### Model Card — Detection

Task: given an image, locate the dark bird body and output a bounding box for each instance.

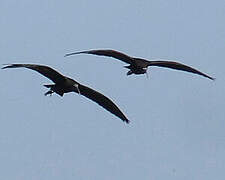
[65,49,214,80]
[2,64,129,123]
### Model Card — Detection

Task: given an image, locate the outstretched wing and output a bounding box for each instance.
[65,49,135,65]
[134,59,214,80]
[2,64,66,83]
[77,83,129,123]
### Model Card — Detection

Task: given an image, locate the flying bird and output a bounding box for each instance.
[65,49,214,80]
[2,64,129,123]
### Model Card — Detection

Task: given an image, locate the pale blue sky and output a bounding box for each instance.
[0,0,224,179]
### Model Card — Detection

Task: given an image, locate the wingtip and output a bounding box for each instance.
[207,75,215,81]
[2,64,11,69]
[125,119,130,124]
[211,77,216,81]
[64,51,84,57]
[64,54,71,57]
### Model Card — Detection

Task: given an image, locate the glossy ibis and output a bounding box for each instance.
[2,64,129,123]
[65,49,214,80]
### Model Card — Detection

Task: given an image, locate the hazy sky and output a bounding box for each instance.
[1,0,224,179]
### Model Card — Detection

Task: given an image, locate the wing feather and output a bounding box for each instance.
[146,60,215,80]
[65,49,134,65]
[78,84,129,123]
[2,64,66,83]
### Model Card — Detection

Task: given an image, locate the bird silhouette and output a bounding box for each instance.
[2,64,129,123]
[65,49,214,80]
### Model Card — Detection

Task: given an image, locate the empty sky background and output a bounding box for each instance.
[0,0,224,179]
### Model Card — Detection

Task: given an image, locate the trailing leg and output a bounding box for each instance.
[44,90,53,96]
[43,84,54,96]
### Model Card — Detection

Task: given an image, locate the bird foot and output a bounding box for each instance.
[44,90,53,96]
[126,70,133,76]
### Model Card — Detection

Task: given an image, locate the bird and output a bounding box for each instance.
[65,49,215,80]
[2,64,129,123]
